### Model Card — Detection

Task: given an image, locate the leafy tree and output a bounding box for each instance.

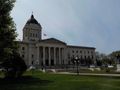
[109,50,120,64]
[95,51,107,61]
[0,0,17,61]
[109,50,120,58]
[0,0,27,78]
[96,51,113,66]
[0,52,27,78]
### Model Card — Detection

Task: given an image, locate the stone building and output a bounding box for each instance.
[18,14,96,68]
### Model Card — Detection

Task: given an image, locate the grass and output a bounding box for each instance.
[0,71,120,90]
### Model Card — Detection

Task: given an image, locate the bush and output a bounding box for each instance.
[0,52,27,78]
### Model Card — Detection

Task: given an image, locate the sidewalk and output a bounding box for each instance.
[56,72,120,77]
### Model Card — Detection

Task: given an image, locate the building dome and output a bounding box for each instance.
[26,14,40,25]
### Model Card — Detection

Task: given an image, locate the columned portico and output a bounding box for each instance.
[36,46,66,68]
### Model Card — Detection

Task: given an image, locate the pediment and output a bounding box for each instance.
[41,38,66,45]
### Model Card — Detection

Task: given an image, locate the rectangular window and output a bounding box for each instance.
[88,51,89,54]
[76,51,78,53]
[30,33,32,37]
[22,55,24,58]
[32,54,34,58]
[22,47,25,50]
[72,50,74,53]
[72,55,74,58]
[91,51,93,54]
[84,51,86,54]
[80,51,82,53]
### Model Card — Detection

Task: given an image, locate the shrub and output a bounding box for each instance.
[0,52,27,78]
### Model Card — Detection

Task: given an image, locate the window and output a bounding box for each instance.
[62,60,64,65]
[77,55,79,57]
[76,51,78,53]
[25,32,27,36]
[92,55,94,59]
[22,55,24,58]
[88,56,90,59]
[72,50,74,53]
[30,33,32,37]
[36,34,37,37]
[91,51,93,54]
[22,47,25,50]
[33,33,34,37]
[72,55,74,58]
[81,56,83,59]
[80,51,82,53]
[88,51,89,54]
[32,54,34,58]
[31,61,34,65]
[84,51,86,54]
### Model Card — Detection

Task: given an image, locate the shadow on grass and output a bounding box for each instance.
[0,76,53,90]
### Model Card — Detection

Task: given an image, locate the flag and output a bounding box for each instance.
[43,33,47,36]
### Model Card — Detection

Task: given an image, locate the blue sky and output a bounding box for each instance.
[11,0,120,54]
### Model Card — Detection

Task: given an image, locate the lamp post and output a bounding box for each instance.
[74,57,80,75]
[115,54,120,71]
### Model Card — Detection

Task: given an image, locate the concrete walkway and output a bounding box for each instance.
[56,72,120,77]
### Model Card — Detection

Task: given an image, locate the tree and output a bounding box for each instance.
[109,50,120,64]
[95,51,107,66]
[0,52,27,78]
[109,50,120,58]
[0,0,17,61]
[0,0,27,78]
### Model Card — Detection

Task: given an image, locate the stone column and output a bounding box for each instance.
[28,44,32,66]
[54,47,56,66]
[43,47,45,66]
[37,46,40,65]
[48,47,51,66]
[59,48,61,65]
[62,48,65,64]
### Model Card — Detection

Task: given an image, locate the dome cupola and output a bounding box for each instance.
[23,14,42,42]
[26,14,40,25]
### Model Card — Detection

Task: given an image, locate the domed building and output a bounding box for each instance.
[18,14,96,69]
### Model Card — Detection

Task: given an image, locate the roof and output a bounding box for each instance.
[40,38,66,45]
[26,14,41,27]
[68,45,95,49]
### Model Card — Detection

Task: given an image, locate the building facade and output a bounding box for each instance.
[18,14,96,68]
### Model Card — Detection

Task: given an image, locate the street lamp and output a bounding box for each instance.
[74,57,80,75]
[116,54,120,71]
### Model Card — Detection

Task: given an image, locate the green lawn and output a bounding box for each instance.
[0,71,120,90]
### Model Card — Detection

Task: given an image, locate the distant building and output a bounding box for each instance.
[18,14,96,68]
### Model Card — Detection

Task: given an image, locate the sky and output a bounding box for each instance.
[11,0,120,54]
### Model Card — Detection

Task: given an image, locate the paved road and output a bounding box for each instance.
[56,72,120,77]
